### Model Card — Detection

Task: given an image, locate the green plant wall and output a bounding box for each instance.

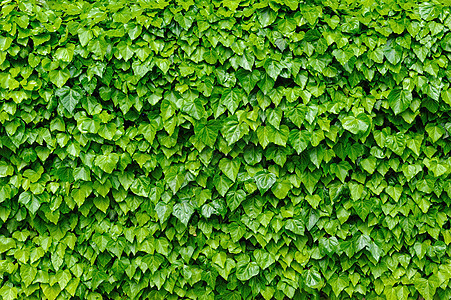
[1,0,451,299]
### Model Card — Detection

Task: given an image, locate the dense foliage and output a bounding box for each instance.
[1,0,451,299]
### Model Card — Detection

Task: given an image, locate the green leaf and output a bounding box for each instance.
[0,161,13,177]
[239,51,255,71]
[330,161,351,183]
[341,114,371,135]
[254,170,277,195]
[329,273,349,296]
[258,8,277,27]
[94,153,120,174]
[20,265,37,287]
[49,69,71,88]
[165,165,185,195]
[305,194,321,209]
[285,218,305,235]
[305,269,323,289]
[203,49,218,64]
[214,174,233,197]
[360,157,377,174]
[117,41,135,61]
[388,88,412,115]
[155,238,171,256]
[173,200,194,226]
[226,189,246,211]
[253,249,275,270]
[236,69,260,94]
[349,182,365,201]
[182,99,206,120]
[414,277,440,300]
[402,164,422,181]
[243,144,262,165]
[93,197,109,213]
[271,179,291,199]
[221,116,249,145]
[219,158,241,182]
[55,87,83,114]
[273,125,290,146]
[288,129,311,154]
[0,37,13,51]
[332,47,354,66]
[425,124,445,143]
[212,252,227,269]
[236,261,260,281]
[56,269,72,290]
[419,2,439,21]
[66,278,80,297]
[54,44,75,62]
[155,201,172,224]
[41,283,61,300]
[221,88,244,114]
[382,41,402,65]
[0,286,18,300]
[303,6,322,26]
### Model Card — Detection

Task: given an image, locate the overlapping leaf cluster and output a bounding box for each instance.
[1,0,451,299]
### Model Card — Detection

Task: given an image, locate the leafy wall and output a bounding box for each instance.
[1,0,451,299]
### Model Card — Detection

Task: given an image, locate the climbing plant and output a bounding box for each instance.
[1,0,451,299]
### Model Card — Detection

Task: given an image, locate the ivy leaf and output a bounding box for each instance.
[173,200,195,226]
[329,273,349,296]
[226,189,246,211]
[194,120,219,148]
[382,41,402,65]
[221,88,244,114]
[221,116,249,145]
[182,98,206,120]
[0,37,13,51]
[419,2,439,21]
[360,157,377,174]
[236,69,260,94]
[41,283,61,300]
[254,170,277,195]
[239,51,255,71]
[414,277,440,300]
[54,44,75,62]
[243,144,262,165]
[155,201,173,224]
[49,69,71,88]
[305,194,321,209]
[236,261,260,281]
[305,268,323,289]
[20,265,37,287]
[330,161,351,183]
[0,161,13,177]
[219,158,241,182]
[94,154,120,174]
[288,129,311,154]
[165,165,186,195]
[55,87,83,114]
[254,249,275,270]
[388,88,412,115]
[0,286,18,300]
[341,114,371,135]
[425,124,445,143]
[271,179,292,199]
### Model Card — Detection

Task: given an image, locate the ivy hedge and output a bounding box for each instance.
[1,0,451,299]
